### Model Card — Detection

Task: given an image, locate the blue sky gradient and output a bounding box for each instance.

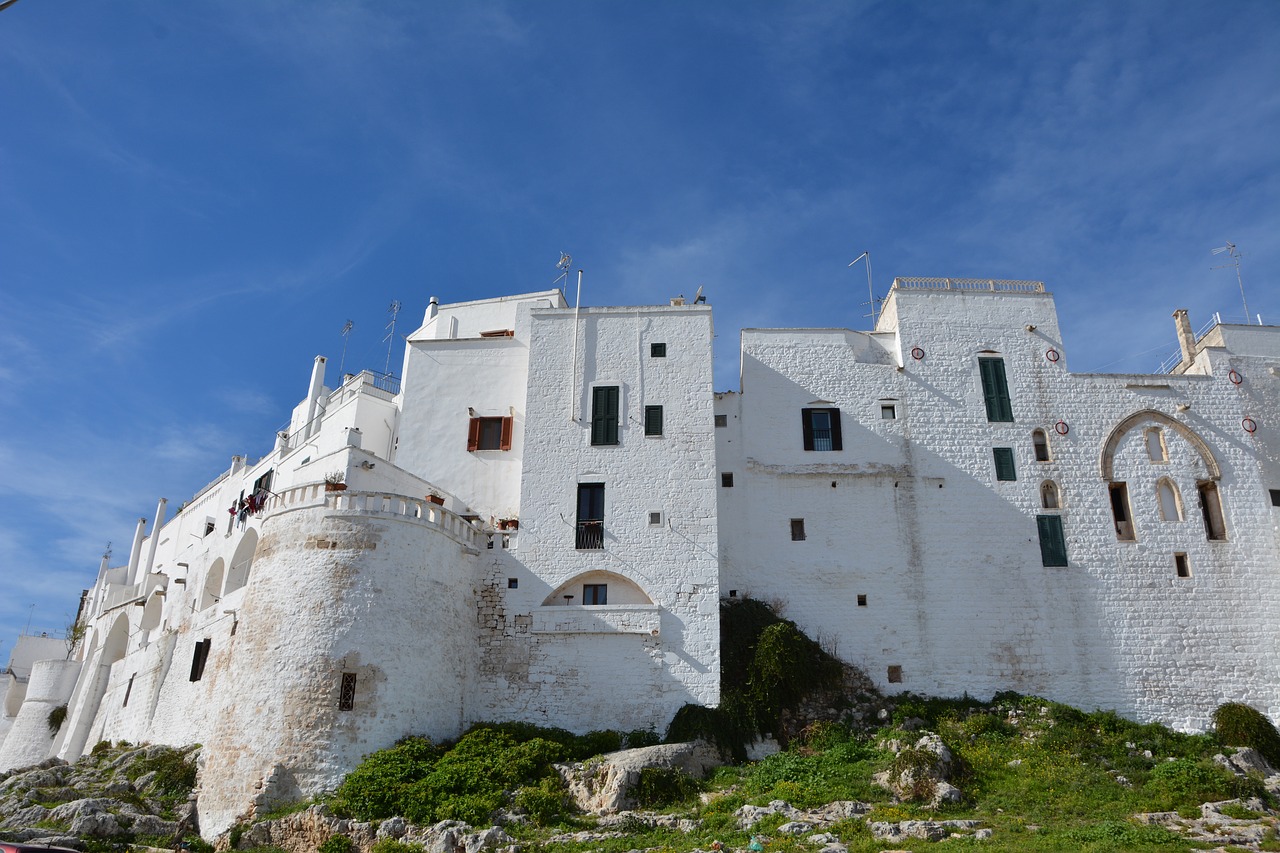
[1,1,1277,649]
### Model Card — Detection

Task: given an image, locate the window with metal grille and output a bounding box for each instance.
[644,405,663,436]
[583,584,608,605]
[979,357,1014,422]
[801,408,842,451]
[576,483,605,549]
[650,342,666,357]
[467,416,513,451]
[339,672,357,711]
[1036,515,1068,566]
[790,518,806,541]
[591,387,620,445]
[857,594,867,606]
[189,638,212,682]
[993,447,1017,481]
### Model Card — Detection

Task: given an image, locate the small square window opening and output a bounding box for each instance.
[1270,489,1280,507]
[1174,553,1191,578]
[714,414,728,428]
[649,511,663,526]
[721,472,734,487]
[790,518,806,541]
[880,404,896,420]
[507,578,518,589]
[887,665,903,684]
[650,342,667,358]
[856,594,867,606]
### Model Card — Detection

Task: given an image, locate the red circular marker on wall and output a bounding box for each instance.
[1045,348,1060,363]
[1242,417,1257,433]
[1054,420,1069,435]
[911,346,925,361]
[1229,370,1243,385]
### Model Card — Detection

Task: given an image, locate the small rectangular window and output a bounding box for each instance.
[339,672,357,711]
[790,518,806,541]
[880,404,896,420]
[591,387,620,446]
[801,408,843,451]
[1037,515,1068,566]
[1110,482,1135,540]
[721,472,734,488]
[1174,553,1191,578]
[1197,481,1227,540]
[468,415,513,451]
[1271,489,1280,507]
[714,414,728,428]
[887,665,903,684]
[1032,430,1050,462]
[650,342,666,358]
[507,578,518,589]
[648,511,663,526]
[203,520,216,537]
[189,638,212,682]
[644,405,663,436]
[978,357,1014,422]
[583,584,608,605]
[993,447,1017,481]
[856,594,867,607]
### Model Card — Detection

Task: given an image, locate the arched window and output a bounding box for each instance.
[1032,429,1050,462]
[1145,427,1167,463]
[1156,478,1183,522]
[1040,480,1061,509]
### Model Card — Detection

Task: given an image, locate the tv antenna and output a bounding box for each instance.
[554,252,573,288]
[1211,242,1254,324]
[383,301,401,376]
[848,251,878,327]
[338,320,354,375]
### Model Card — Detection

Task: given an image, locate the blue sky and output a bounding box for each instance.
[1,1,1277,650]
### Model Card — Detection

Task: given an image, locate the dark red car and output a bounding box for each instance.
[0,844,83,852]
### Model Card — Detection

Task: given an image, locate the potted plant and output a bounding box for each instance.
[324,471,347,492]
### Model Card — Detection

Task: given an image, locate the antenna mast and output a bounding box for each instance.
[1211,242,1253,324]
[848,251,877,328]
[338,320,354,375]
[383,301,401,376]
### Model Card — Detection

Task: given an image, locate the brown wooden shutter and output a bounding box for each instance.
[499,416,513,450]
[467,417,481,451]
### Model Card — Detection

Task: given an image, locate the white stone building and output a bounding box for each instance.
[1,277,1277,836]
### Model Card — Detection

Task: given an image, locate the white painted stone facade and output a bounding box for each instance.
[1,278,1277,837]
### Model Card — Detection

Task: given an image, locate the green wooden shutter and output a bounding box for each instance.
[1037,515,1068,566]
[979,358,1014,422]
[993,447,1017,481]
[644,405,663,436]
[591,386,619,445]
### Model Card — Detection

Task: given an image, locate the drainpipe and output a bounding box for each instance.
[305,356,328,440]
[1173,309,1197,369]
[125,518,147,586]
[143,497,167,576]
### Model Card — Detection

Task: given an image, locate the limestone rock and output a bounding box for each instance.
[556,740,722,814]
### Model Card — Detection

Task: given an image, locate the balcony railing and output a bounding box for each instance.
[575,520,604,550]
[812,427,833,451]
[892,277,1045,293]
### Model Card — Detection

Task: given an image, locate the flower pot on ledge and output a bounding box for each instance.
[325,482,347,492]
[426,495,445,506]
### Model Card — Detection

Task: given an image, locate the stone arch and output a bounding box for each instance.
[1040,480,1061,509]
[139,592,164,632]
[1099,410,1220,481]
[201,559,225,612]
[224,529,258,595]
[100,615,130,666]
[542,571,654,606]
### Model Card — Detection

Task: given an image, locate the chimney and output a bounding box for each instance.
[426,296,439,321]
[126,518,148,586]
[1173,309,1197,368]
[305,355,328,439]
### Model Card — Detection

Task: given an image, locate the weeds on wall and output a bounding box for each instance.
[1212,701,1280,767]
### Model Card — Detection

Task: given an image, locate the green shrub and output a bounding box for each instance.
[1062,821,1182,846]
[623,729,661,749]
[632,767,700,808]
[370,841,422,853]
[46,704,68,735]
[514,776,570,826]
[1212,702,1280,767]
[332,736,441,820]
[91,740,113,756]
[318,835,356,853]
[130,747,199,796]
[1143,758,1239,810]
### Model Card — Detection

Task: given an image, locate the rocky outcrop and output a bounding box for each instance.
[229,806,517,853]
[872,732,962,808]
[555,741,722,814]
